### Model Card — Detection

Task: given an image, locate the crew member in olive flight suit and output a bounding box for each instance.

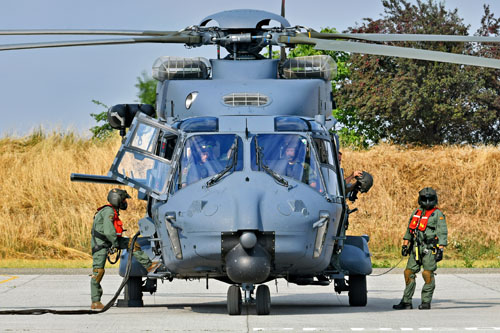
[393,187,448,310]
[90,188,160,310]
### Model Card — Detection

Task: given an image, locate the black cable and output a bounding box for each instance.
[370,257,405,277]
[0,232,139,315]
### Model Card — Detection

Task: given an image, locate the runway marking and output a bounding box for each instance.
[252,329,500,332]
[0,275,18,284]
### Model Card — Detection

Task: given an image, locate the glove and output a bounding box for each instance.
[435,248,444,262]
[401,245,409,256]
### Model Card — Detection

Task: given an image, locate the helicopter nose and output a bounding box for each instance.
[225,242,271,284]
[239,231,257,249]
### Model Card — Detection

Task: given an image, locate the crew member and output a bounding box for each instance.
[183,142,215,186]
[338,151,362,193]
[393,187,448,310]
[90,188,160,310]
[281,138,320,189]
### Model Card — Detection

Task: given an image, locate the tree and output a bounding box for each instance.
[337,0,500,145]
[467,5,500,144]
[135,71,157,106]
[289,29,376,148]
[89,72,157,139]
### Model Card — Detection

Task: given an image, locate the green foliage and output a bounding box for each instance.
[337,0,500,145]
[89,100,113,140]
[135,71,157,106]
[288,28,374,148]
[89,73,157,140]
[451,238,499,268]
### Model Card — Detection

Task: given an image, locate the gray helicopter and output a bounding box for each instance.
[3,8,500,316]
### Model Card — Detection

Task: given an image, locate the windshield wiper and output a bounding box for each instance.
[206,137,238,188]
[255,135,289,188]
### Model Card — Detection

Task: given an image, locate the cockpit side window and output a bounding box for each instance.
[312,138,339,196]
[171,134,243,192]
[251,134,325,193]
[313,138,335,166]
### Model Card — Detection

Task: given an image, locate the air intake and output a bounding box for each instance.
[223,93,269,107]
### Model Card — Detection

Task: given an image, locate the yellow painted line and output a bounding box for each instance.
[0,275,19,284]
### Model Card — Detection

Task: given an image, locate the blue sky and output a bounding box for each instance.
[1,0,500,137]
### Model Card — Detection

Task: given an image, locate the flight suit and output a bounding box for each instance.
[401,207,448,305]
[90,206,152,303]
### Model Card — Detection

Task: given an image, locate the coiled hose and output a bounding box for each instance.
[0,231,140,315]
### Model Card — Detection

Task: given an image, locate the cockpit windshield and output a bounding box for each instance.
[172,134,243,191]
[251,134,325,193]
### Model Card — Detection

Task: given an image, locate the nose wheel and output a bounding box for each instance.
[256,285,271,315]
[227,285,242,315]
[226,284,271,315]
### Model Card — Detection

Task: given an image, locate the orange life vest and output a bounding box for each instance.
[97,205,124,237]
[409,208,437,232]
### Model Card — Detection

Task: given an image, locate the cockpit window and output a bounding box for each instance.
[274,117,310,132]
[251,134,325,193]
[172,134,243,191]
[313,138,335,166]
[173,117,219,132]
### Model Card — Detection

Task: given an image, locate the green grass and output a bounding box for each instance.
[371,258,500,268]
[0,259,120,269]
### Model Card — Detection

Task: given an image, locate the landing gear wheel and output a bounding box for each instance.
[255,285,271,315]
[227,285,242,315]
[117,276,144,307]
[348,274,367,306]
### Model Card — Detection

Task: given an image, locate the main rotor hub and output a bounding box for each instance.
[197,9,291,60]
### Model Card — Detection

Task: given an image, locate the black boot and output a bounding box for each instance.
[393,301,413,310]
[418,303,431,310]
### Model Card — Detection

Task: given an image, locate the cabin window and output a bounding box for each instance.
[251,134,325,193]
[110,115,179,200]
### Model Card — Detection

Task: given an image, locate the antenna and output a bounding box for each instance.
[280,0,286,62]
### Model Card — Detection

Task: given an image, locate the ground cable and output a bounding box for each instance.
[0,232,139,315]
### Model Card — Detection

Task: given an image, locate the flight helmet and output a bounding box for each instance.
[418,187,438,209]
[356,171,373,193]
[107,188,131,210]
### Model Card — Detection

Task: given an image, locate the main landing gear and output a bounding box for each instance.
[226,283,271,315]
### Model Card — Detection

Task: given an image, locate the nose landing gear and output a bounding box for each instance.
[226,283,271,315]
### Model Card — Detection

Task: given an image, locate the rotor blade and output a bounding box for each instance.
[0,29,179,37]
[0,35,201,51]
[283,36,500,69]
[308,31,500,43]
[280,0,286,62]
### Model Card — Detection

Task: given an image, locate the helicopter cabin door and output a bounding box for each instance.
[109,113,180,200]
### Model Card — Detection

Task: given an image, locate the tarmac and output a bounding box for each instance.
[1,268,500,331]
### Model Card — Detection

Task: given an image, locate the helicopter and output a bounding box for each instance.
[2,7,500,316]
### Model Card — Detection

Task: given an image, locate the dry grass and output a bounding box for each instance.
[0,133,499,265]
[342,144,500,262]
[0,132,145,259]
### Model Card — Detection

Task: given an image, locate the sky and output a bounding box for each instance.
[1,0,500,137]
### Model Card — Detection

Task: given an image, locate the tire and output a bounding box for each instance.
[227,285,242,315]
[256,285,271,315]
[348,274,367,306]
[125,276,144,307]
